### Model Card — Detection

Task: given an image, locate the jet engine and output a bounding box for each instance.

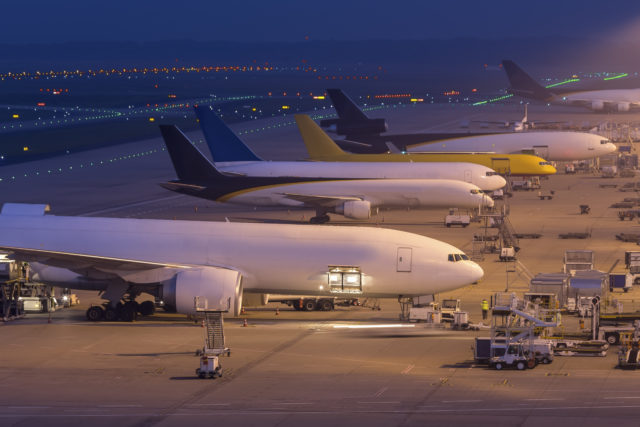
[618,102,630,112]
[335,200,371,219]
[591,100,605,111]
[163,267,243,316]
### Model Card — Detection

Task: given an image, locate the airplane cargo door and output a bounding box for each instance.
[397,247,412,272]
[491,157,511,175]
[464,169,472,183]
[533,145,549,160]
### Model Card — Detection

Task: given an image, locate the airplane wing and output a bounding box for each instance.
[0,246,193,283]
[279,193,362,207]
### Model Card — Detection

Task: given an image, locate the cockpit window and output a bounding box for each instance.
[448,253,470,262]
[470,189,480,194]
[460,254,470,261]
[448,254,455,262]
[454,254,462,261]
[539,161,553,166]
[600,140,609,144]
[486,171,500,176]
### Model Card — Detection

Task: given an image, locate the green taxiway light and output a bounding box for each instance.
[545,78,580,88]
[472,94,513,106]
[604,73,628,81]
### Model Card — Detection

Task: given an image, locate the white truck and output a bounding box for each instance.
[625,251,640,285]
[445,209,470,228]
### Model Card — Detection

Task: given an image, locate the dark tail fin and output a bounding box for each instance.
[326,89,369,122]
[159,125,222,182]
[502,60,553,101]
[194,106,261,162]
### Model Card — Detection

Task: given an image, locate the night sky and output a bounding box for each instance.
[4,0,640,43]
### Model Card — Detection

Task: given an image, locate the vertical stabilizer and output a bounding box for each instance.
[194,106,261,162]
[502,60,553,101]
[326,88,369,122]
[159,125,222,182]
[294,115,348,159]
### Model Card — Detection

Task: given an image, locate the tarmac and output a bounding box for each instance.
[3,102,640,426]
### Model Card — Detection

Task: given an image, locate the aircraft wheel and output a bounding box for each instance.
[139,301,155,316]
[119,304,137,322]
[86,306,104,321]
[319,300,334,311]
[104,307,119,322]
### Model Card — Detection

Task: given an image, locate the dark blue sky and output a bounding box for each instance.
[5,0,640,43]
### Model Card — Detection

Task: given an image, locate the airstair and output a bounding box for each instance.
[194,297,230,379]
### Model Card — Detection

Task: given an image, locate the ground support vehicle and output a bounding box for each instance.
[195,308,229,379]
[445,209,470,228]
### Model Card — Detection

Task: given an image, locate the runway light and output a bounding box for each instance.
[12,114,19,118]
[313,95,325,100]
[281,105,290,109]
[23,146,29,151]
[149,117,155,122]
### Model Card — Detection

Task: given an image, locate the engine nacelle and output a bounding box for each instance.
[591,100,605,111]
[242,293,269,307]
[163,267,243,316]
[618,102,630,112]
[335,200,371,219]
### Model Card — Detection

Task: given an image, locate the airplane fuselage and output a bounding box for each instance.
[0,213,484,298]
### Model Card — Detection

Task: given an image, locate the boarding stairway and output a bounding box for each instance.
[201,311,229,356]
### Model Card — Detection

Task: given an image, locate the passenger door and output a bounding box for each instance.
[397,247,412,272]
[464,169,472,183]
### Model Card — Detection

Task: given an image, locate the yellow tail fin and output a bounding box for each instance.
[294,114,346,159]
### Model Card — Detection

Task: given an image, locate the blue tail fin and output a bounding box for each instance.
[194,106,261,162]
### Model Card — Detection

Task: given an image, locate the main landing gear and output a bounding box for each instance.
[85,283,157,322]
[309,211,331,224]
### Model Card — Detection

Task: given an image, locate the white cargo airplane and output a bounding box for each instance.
[503,59,640,113]
[406,128,615,161]
[159,125,494,224]
[0,203,484,321]
[194,106,506,192]
[319,88,616,161]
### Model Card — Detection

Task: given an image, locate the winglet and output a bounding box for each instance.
[294,115,347,159]
[194,106,261,162]
[159,125,222,182]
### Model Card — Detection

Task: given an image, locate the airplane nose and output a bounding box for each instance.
[495,176,507,189]
[483,194,494,208]
[606,142,617,154]
[467,261,484,283]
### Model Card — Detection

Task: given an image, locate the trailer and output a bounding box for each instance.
[609,273,633,293]
[530,273,569,308]
[563,250,594,275]
[270,295,346,311]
